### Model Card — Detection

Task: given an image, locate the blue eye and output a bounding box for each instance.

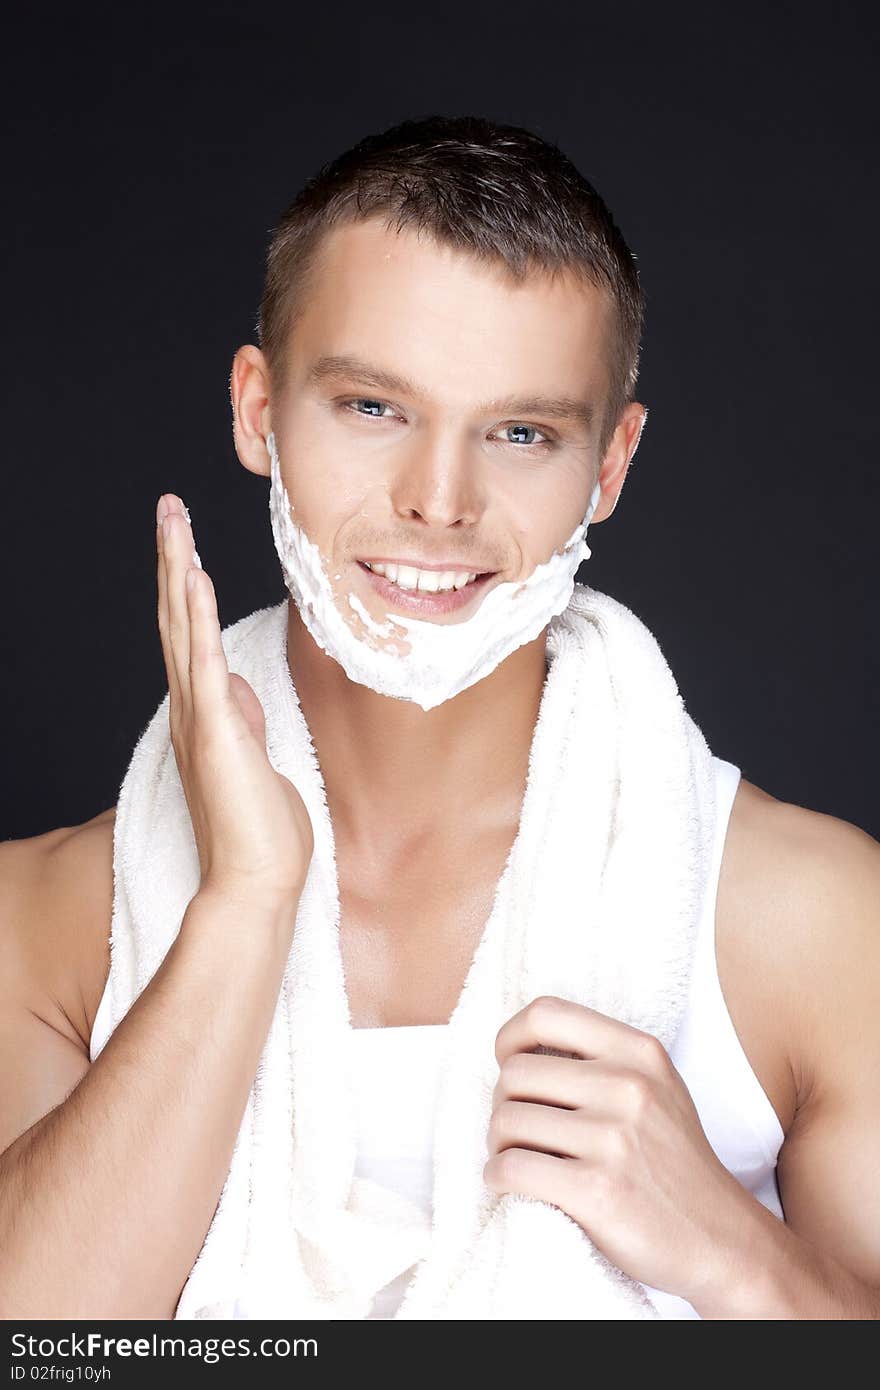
[338,398,555,453]
[506,424,539,446]
[497,423,555,452]
[344,398,395,418]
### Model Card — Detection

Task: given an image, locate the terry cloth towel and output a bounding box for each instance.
[105,583,717,1320]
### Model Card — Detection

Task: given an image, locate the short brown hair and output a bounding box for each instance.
[257,114,645,461]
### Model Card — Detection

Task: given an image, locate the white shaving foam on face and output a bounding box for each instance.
[267,431,601,711]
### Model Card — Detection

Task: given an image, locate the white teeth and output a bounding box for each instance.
[395,565,420,590]
[364,562,479,593]
[415,569,447,593]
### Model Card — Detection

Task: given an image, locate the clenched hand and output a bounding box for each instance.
[484,994,759,1306]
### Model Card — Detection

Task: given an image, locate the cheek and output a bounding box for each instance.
[284,462,385,588]
[503,476,587,578]
[277,426,359,542]
[512,519,560,577]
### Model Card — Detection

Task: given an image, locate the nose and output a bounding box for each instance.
[388,431,485,530]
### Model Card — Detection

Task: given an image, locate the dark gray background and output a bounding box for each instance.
[3,3,877,841]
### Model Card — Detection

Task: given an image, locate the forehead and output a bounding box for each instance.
[289,216,612,406]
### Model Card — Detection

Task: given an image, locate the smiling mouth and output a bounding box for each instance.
[360,561,490,591]
[356,561,497,613]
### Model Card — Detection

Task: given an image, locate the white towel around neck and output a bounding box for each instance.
[105,583,716,1319]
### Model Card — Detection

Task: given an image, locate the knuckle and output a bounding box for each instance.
[621,1071,653,1117]
[489,1099,520,1143]
[189,637,212,669]
[499,1053,530,1095]
[635,1030,669,1076]
[526,994,563,1031]
[194,633,225,672]
[492,1147,527,1186]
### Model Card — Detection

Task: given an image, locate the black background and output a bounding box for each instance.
[2,2,877,842]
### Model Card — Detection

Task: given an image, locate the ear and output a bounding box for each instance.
[230,345,273,478]
[592,402,648,522]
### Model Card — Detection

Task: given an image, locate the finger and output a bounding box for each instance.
[493,1052,627,1111]
[487,1098,585,1162]
[156,499,182,716]
[185,563,233,722]
[482,1145,575,1209]
[494,995,668,1077]
[161,497,196,708]
[492,1050,595,1106]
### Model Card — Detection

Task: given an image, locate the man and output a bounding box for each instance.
[1,115,878,1319]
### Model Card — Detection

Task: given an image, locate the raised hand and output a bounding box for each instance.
[156,493,314,907]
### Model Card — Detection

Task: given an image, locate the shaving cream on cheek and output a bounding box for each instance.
[267,431,601,712]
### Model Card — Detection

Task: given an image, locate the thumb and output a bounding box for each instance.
[227,672,268,746]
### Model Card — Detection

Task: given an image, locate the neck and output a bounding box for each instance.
[285,599,549,855]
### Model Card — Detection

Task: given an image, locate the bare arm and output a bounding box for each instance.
[1,489,314,1319]
[696,806,880,1318]
[0,879,299,1320]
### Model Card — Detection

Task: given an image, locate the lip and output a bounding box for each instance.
[356,560,498,616]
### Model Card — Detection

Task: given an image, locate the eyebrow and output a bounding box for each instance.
[305,353,595,430]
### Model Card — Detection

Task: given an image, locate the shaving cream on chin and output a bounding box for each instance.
[267,430,602,712]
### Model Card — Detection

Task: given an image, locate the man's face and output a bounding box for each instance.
[269,215,612,632]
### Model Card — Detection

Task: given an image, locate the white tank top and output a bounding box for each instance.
[345,757,786,1320]
[89,756,786,1320]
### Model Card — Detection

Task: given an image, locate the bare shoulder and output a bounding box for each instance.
[717,773,880,1130]
[0,807,116,1054]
